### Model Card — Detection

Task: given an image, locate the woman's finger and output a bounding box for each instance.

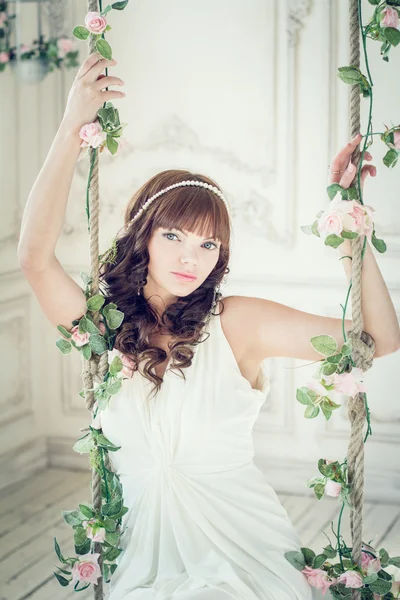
[84,57,117,82]
[339,162,357,189]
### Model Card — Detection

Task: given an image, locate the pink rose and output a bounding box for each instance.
[306,379,328,397]
[361,550,381,575]
[333,367,367,398]
[79,121,107,149]
[393,130,400,150]
[302,566,336,596]
[381,6,399,29]
[71,552,101,585]
[325,480,342,497]
[343,202,375,241]
[71,325,90,347]
[57,37,76,58]
[84,11,107,34]
[337,570,363,589]
[0,12,7,26]
[82,519,106,543]
[20,44,31,54]
[0,51,9,64]
[317,210,344,239]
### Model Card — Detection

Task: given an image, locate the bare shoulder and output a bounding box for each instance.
[218,295,258,364]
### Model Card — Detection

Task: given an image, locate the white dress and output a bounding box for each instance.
[100,309,316,600]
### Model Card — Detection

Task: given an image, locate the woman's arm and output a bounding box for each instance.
[338,237,400,353]
[17,54,124,268]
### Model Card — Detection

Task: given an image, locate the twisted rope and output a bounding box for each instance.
[346,1,376,597]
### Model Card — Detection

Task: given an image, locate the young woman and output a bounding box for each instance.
[18,54,400,600]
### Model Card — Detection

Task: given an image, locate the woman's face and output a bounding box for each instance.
[143,226,221,310]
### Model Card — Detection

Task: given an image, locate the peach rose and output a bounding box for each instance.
[71,325,90,347]
[393,130,400,150]
[325,480,342,497]
[71,552,101,585]
[337,570,363,589]
[84,11,107,34]
[79,121,107,149]
[332,367,367,398]
[302,566,336,596]
[0,51,9,64]
[381,6,399,29]
[342,202,375,241]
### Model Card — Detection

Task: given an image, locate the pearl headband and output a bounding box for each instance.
[130,180,231,224]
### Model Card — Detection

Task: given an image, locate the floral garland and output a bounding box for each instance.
[52,1,130,592]
[0,1,79,73]
[286,1,400,598]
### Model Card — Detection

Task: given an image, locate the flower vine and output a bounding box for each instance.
[286,1,400,597]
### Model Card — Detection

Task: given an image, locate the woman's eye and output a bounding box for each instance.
[163,232,178,241]
[162,232,218,250]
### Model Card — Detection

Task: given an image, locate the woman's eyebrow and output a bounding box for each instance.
[173,227,217,241]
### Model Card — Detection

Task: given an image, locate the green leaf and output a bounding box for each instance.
[102,498,123,517]
[369,578,393,595]
[300,224,313,235]
[86,294,105,312]
[314,483,325,499]
[73,435,95,454]
[341,230,358,240]
[321,403,333,421]
[81,316,101,334]
[322,362,337,376]
[363,573,378,584]
[337,66,363,85]
[57,325,72,338]
[378,548,389,568]
[384,26,400,47]
[62,510,83,527]
[311,220,320,237]
[313,554,327,569]
[102,302,118,315]
[105,530,120,546]
[54,537,66,563]
[75,538,91,556]
[388,556,400,568]
[327,183,344,201]
[326,353,342,364]
[95,433,121,451]
[301,547,315,566]
[109,355,123,376]
[53,571,70,586]
[104,516,117,532]
[96,38,112,60]
[107,379,122,396]
[323,544,337,558]
[383,148,399,168]
[325,234,345,249]
[106,135,119,155]
[73,26,89,40]
[341,343,352,356]
[305,405,320,419]
[105,308,124,329]
[73,527,88,547]
[310,335,338,357]
[89,334,108,355]
[371,232,387,254]
[56,338,72,354]
[103,546,123,561]
[367,0,380,4]
[80,271,91,287]
[79,503,95,519]
[296,388,313,405]
[112,0,129,8]
[284,550,306,570]
[101,4,112,16]
[81,343,92,361]
[346,186,358,200]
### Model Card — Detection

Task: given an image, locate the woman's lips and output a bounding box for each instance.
[171,272,197,281]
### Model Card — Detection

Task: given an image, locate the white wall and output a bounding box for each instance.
[0,0,399,502]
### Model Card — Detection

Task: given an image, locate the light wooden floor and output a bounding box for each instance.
[1,468,399,600]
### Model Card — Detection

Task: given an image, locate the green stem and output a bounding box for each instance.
[337,501,345,569]
[99,446,110,503]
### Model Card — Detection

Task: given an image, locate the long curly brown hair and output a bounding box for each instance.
[99,169,232,400]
